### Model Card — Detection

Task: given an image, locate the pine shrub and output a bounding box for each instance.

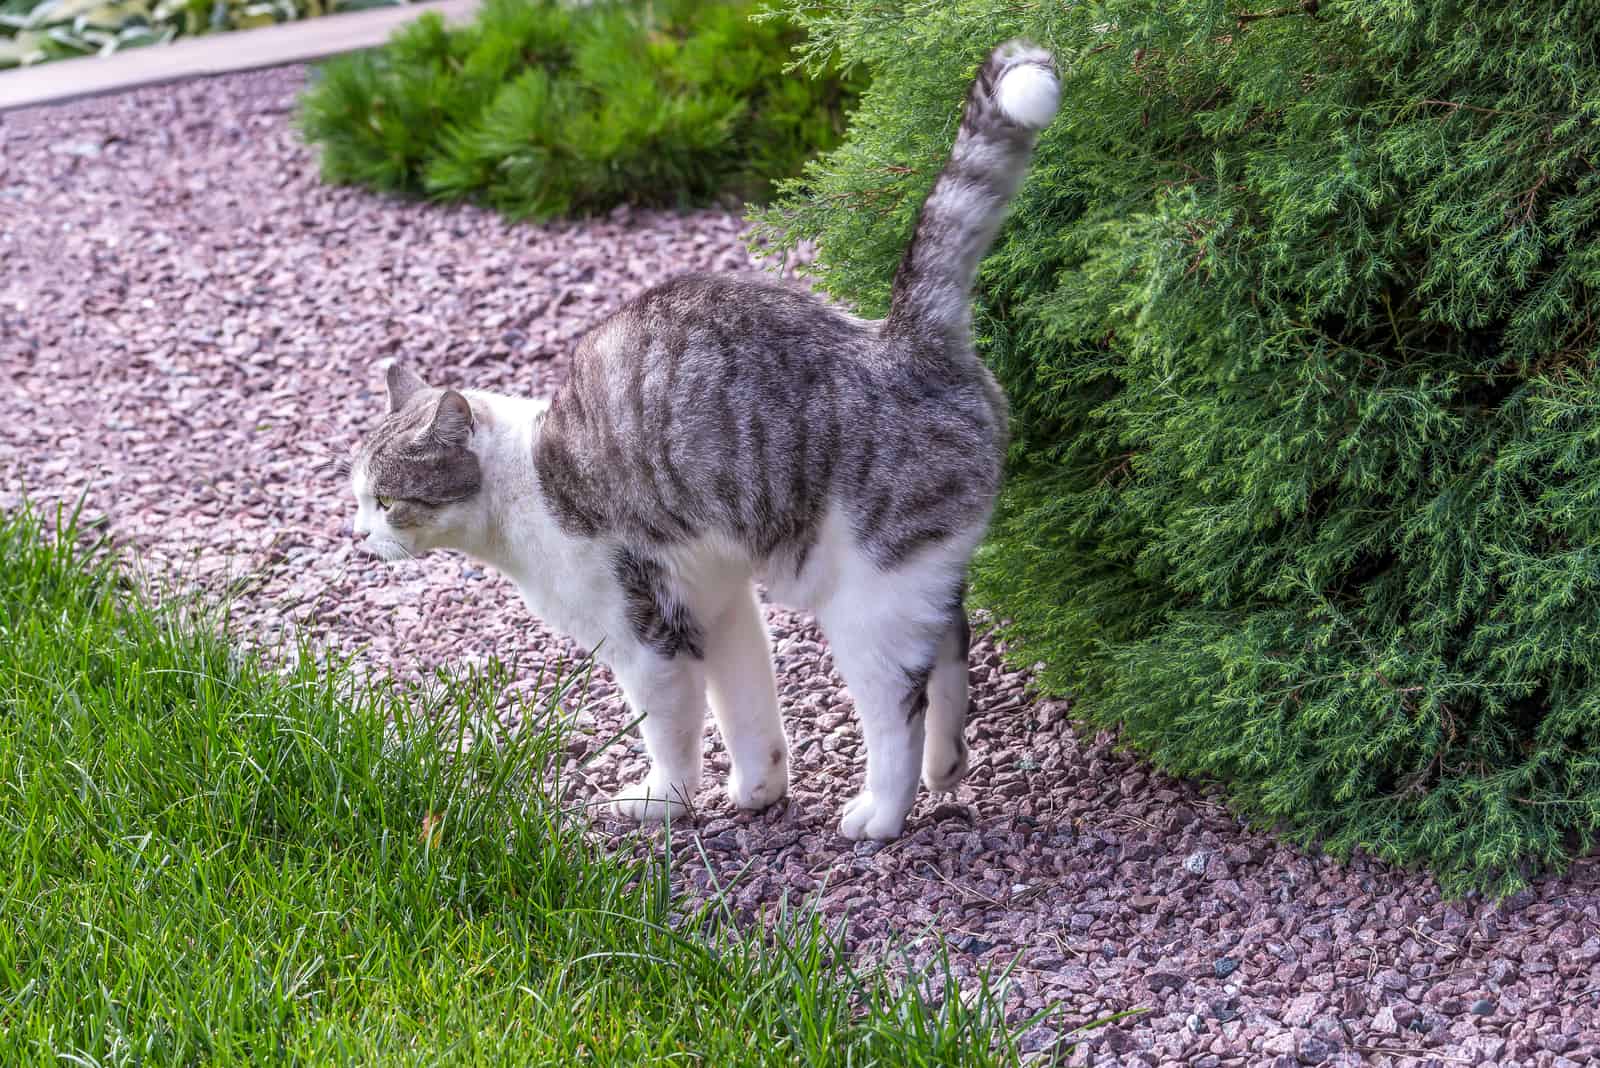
[297,0,858,219]
[754,0,1600,894]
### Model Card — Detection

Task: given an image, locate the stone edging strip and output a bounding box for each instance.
[0,0,478,113]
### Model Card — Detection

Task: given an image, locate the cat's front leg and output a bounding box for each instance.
[607,648,707,823]
[703,584,788,811]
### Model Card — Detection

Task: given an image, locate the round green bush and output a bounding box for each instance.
[755,0,1600,894]
[298,0,859,220]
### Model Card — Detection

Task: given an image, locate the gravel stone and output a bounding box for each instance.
[1295,1032,1335,1065]
[1262,1030,1300,1057]
[1146,970,1186,993]
[1283,993,1322,1027]
[4,65,1600,1068]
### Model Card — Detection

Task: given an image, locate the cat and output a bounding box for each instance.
[346,41,1060,839]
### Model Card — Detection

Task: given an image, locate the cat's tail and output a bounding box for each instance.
[884,40,1059,349]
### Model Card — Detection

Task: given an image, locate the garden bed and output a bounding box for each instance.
[2,67,1597,1068]
[0,0,411,68]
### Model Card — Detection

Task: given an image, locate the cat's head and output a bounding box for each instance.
[349,364,486,562]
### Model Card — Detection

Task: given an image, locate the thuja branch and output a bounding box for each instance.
[1236,0,1319,26]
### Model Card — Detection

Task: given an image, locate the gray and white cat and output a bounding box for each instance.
[347,42,1060,839]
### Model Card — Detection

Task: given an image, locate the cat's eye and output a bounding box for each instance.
[375,496,393,511]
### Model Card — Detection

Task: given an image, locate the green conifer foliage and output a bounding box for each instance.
[297,0,857,219]
[754,0,1600,893]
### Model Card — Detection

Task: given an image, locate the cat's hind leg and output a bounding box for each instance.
[703,583,788,810]
[825,634,930,839]
[818,587,949,840]
[921,600,972,793]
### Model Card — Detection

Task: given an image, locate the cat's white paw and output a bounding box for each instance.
[922,738,970,793]
[727,766,787,811]
[838,790,909,840]
[609,777,692,823]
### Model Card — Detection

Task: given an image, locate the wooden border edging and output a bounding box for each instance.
[0,0,479,113]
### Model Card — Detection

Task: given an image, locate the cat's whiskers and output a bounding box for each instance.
[312,445,357,482]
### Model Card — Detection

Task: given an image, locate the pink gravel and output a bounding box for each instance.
[3,67,1600,1068]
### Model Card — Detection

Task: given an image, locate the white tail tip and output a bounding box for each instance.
[994,44,1060,130]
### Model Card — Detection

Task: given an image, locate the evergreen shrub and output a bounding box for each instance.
[755,0,1600,893]
[297,0,858,219]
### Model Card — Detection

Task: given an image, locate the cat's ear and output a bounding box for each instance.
[385,364,427,413]
[428,390,474,446]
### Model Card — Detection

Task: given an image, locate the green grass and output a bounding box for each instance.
[0,503,1064,1066]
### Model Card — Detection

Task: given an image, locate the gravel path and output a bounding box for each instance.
[4,69,1599,1068]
